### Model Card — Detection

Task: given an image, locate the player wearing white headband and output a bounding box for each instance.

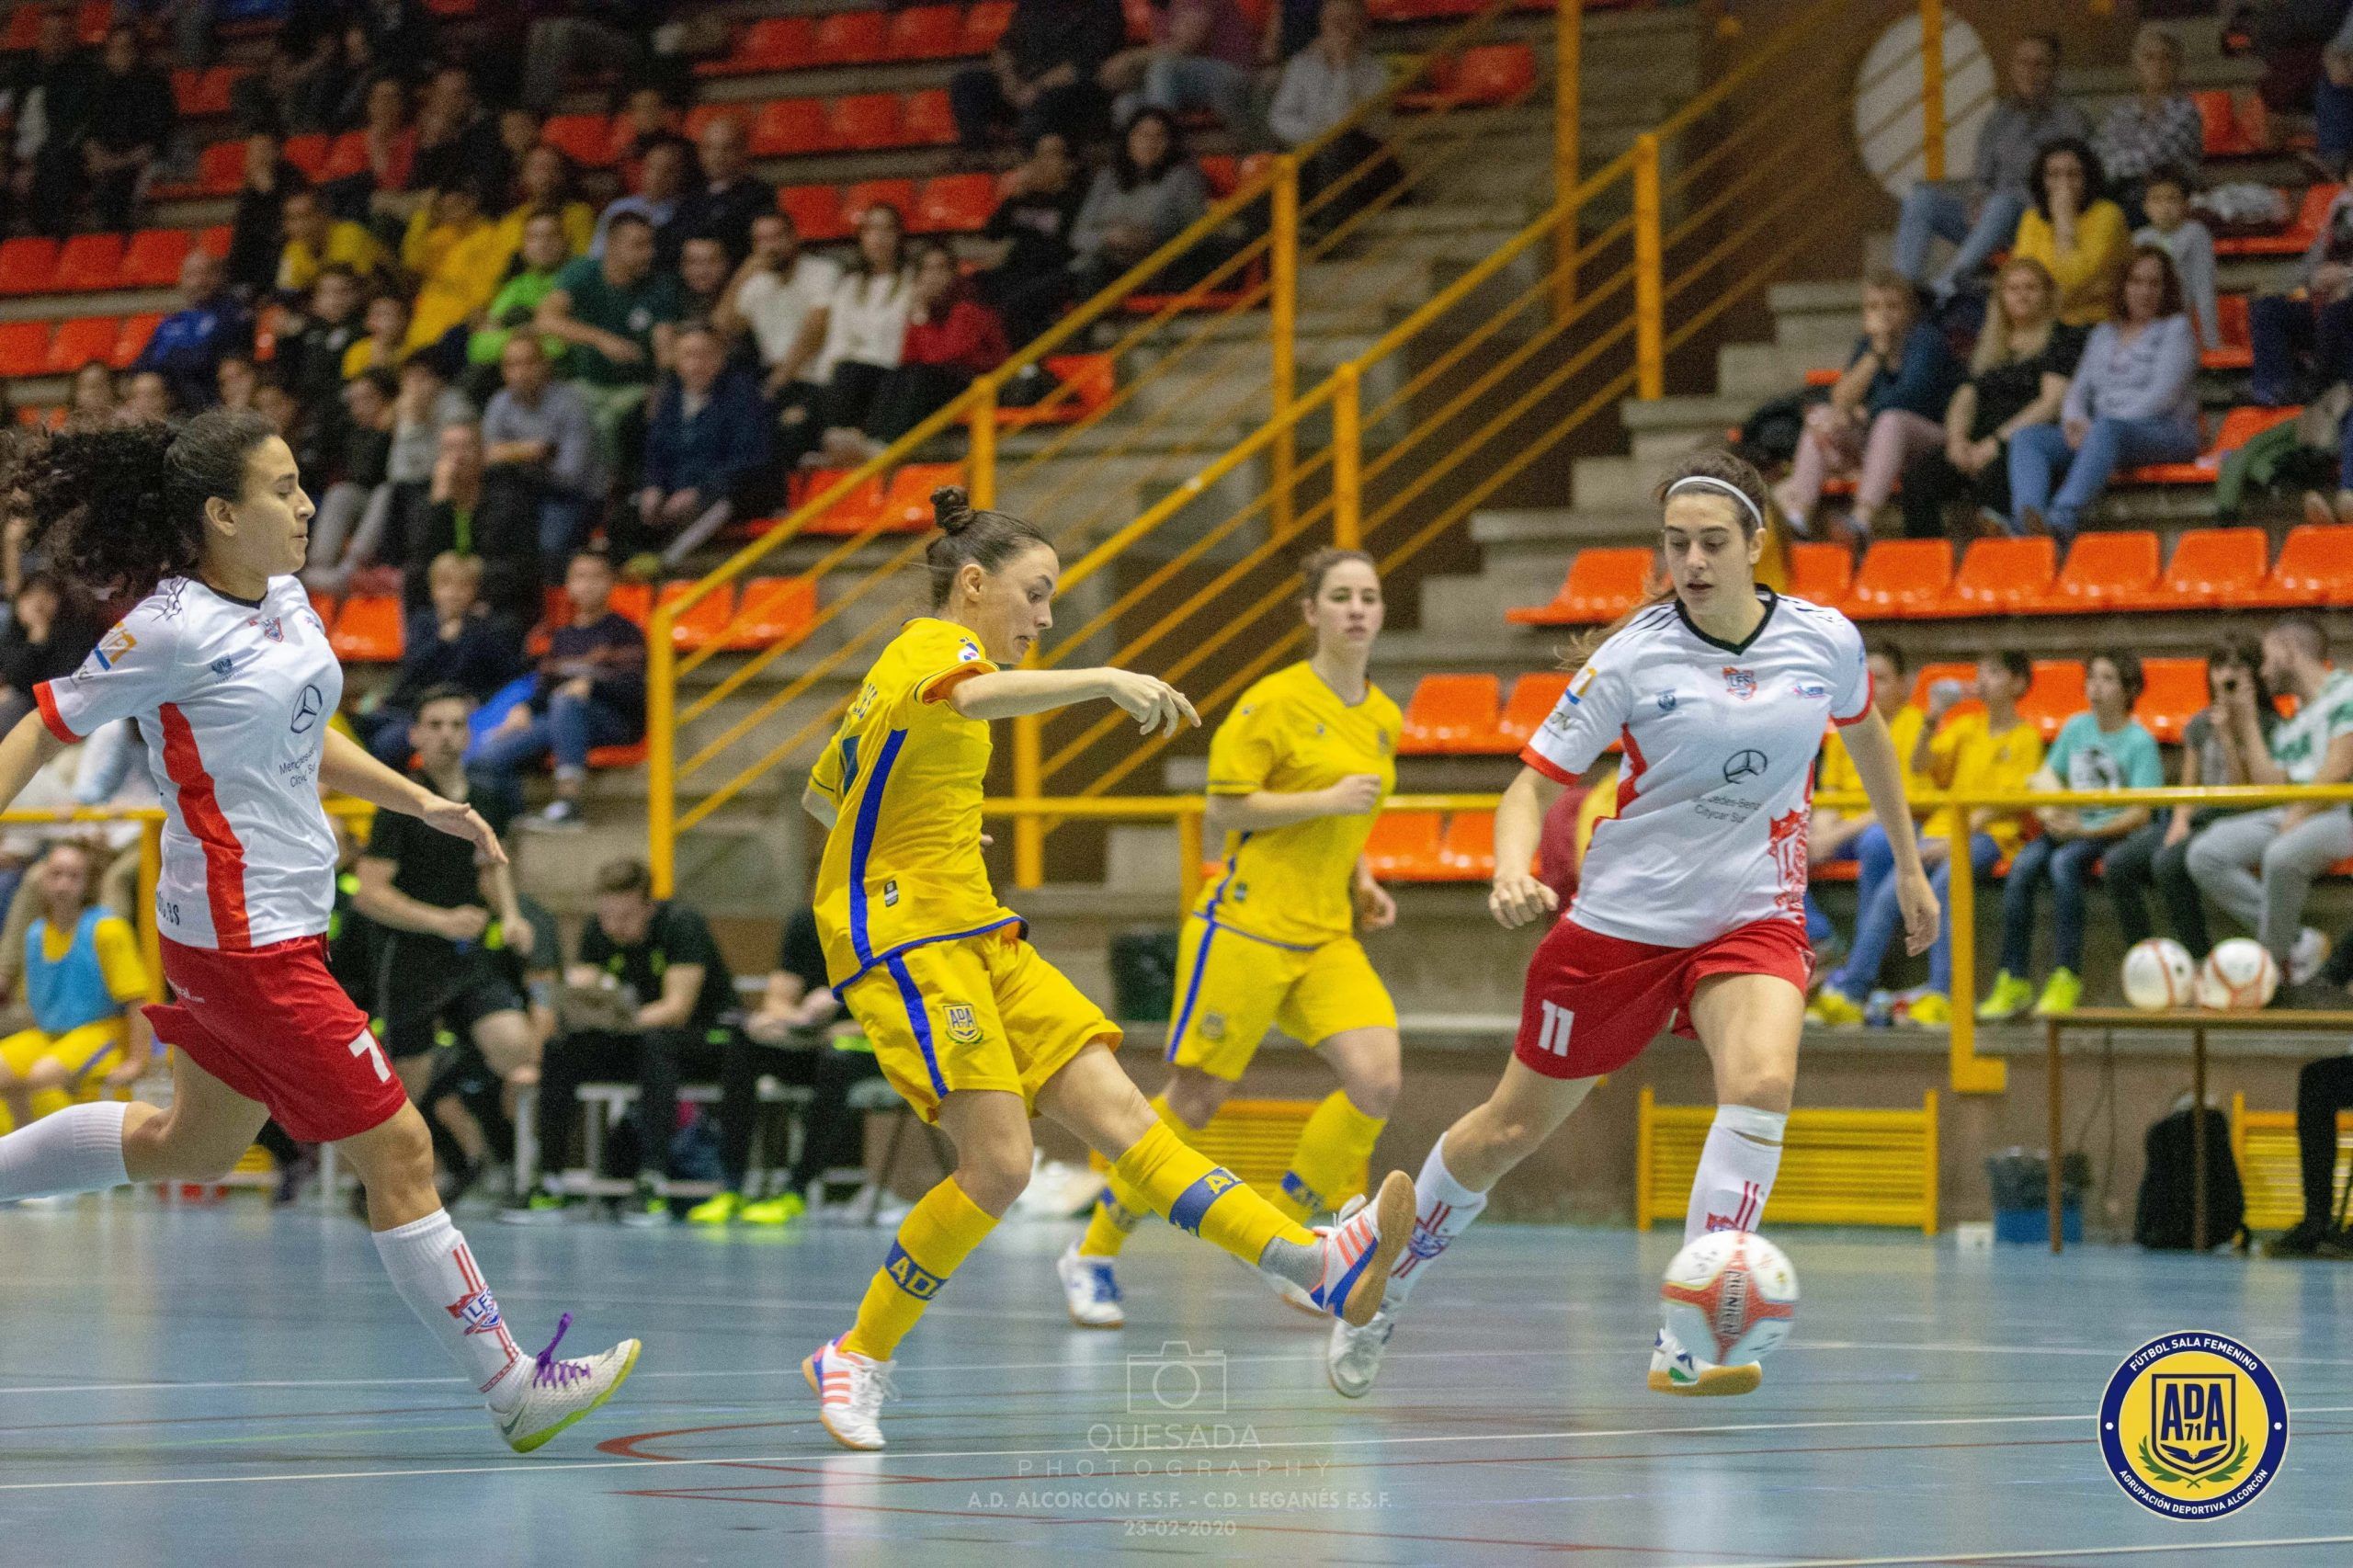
[1326,449,1938,1402]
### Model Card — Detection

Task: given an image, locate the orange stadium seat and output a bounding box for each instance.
[2264,523,2353,604]
[585,743,647,768]
[843,178,919,223]
[119,227,194,289]
[1400,43,1538,109]
[52,233,123,292]
[2134,657,2210,744]
[779,184,853,243]
[0,236,59,295]
[111,312,162,368]
[0,321,49,379]
[280,133,330,182]
[998,352,1115,426]
[42,314,116,375]
[1941,536,2055,616]
[889,6,966,59]
[902,88,957,147]
[2120,526,2270,610]
[172,65,235,118]
[1843,539,1951,619]
[542,113,619,167]
[329,596,404,663]
[607,583,653,627]
[797,471,890,534]
[1198,153,1239,194]
[1506,547,1654,625]
[882,462,966,528]
[197,225,232,259]
[2203,294,2252,370]
[2,7,39,50]
[2040,530,2160,611]
[963,0,1015,51]
[183,137,245,197]
[2018,660,2086,741]
[1436,812,1500,880]
[682,103,750,146]
[322,131,370,181]
[722,576,819,650]
[750,97,828,159]
[655,581,736,651]
[816,9,890,63]
[829,94,907,151]
[1400,674,1502,755]
[699,17,818,75]
[2218,182,2339,256]
[2129,403,2299,483]
[307,591,337,631]
[1496,671,1571,748]
[2197,88,2260,157]
[1362,812,1445,881]
[1784,541,1853,607]
[1908,661,1981,718]
[915,173,997,233]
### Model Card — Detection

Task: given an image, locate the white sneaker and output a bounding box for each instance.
[1057,1241,1126,1328]
[2290,926,2331,985]
[493,1314,642,1453]
[1645,1325,1761,1398]
[1327,1307,1396,1398]
[803,1336,893,1450]
[1305,1170,1414,1327]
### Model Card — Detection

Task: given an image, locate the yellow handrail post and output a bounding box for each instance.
[1272,153,1300,530]
[1945,811,2003,1093]
[970,376,998,508]
[1013,712,1044,888]
[1919,0,1945,183]
[648,610,676,898]
[1633,131,1663,399]
[1333,362,1362,548]
[1177,807,1204,913]
[1552,0,1583,323]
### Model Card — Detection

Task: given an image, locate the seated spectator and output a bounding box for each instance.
[472,551,646,830]
[1901,258,2081,540]
[592,134,691,262]
[635,324,773,570]
[675,233,736,339]
[14,10,98,240]
[344,292,413,381]
[230,29,337,137]
[2133,167,2220,352]
[280,265,368,411]
[716,210,842,467]
[402,181,492,286]
[2323,8,2353,169]
[278,187,393,301]
[225,133,307,296]
[118,369,174,426]
[63,363,116,428]
[2093,26,2202,218]
[255,380,306,455]
[670,114,773,263]
[0,573,96,735]
[2268,1044,2353,1255]
[810,205,913,463]
[80,25,173,234]
[301,368,399,596]
[0,841,151,1135]
[1811,653,2040,1028]
[1982,650,2160,1019]
[404,422,537,623]
[364,556,527,767]
[975,132,1088,346]
[536,211,682,464]
[1772,272,1960,540]
[349,74,417,199]
[2187,617,2353,991]
[2006,245,2199,539]
[508,857,738,1224]
[482,333,605,571]
[466,210,576,377]
[2248,171,2353,407]
[612,85,679,172]
[2012,139,2131,328]
[949,0,1122,153]
[407,188,551,371]
[828,244,1010,462]
[1893,32,2086,301]
[1803,642,1927,963]
[520,3,646,115]
[413,62,508,199]
[1070,108,1211,298]
[133,249,255,415]
[498,142,596,258]
[215,354,260,415]
[2107,635,2272,966]
[1103,0,1258,139]
[1270,0,1397,232]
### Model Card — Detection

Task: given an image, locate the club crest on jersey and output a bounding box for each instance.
[250,615,286,642]
[1200,1012,1227,1042]
[210,656,234,676]
[882,879,900,908]
[943,1003,981,1045]
[446,1288,503,1336]
[1722,666,1756,700]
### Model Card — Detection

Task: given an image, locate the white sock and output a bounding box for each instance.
[1685,1105,1786,1244]
[0,1101,129,1200]
[1381,1133,1489,1312]
[371,1209,529,1408]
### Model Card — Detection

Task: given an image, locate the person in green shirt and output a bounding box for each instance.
[467,210,576,371]
[534,211,680,466]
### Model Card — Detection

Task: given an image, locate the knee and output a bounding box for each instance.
[1337,1052,1402,1119]
[1720,1062,1796,1116]
[1899,181,1935,217]
[2257,837,2313,882]
[956,1134,1033,1213]
[2183,833,2223,880]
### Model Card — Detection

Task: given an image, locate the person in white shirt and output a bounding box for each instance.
[1268,0,1397,231]
[0,411,640,1454]
[1323,450,1938,1403]
[715,210,843,471]
[813,203,914,468]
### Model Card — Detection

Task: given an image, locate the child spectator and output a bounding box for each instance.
[472,551,647,831]
[2132,167,2219,352]
[1772,272,1961,540]
[2011,139,2131,328]
[1070,108,1211,298]
[634,324,774,569]
[0,843,151,1135]
[363,552,527,767]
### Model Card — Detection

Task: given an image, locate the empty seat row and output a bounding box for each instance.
[0,312,162,377]
[0,227,228,299]
[1399,671,1571,756]
[1362,811,1501,882]
[696,4,1013,76]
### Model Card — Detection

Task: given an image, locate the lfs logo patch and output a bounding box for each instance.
[446,1288,503,1336]
[1722,666,1757,700]
[943,1003,982,1045]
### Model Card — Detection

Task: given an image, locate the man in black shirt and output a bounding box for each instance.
[472,551,645,830]
[509,857,736,1226]
[667,114,773,264]
[948,0,1121,153]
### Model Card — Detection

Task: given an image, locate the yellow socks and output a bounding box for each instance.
[1272,1090,1388,1224]
[1078,1093,1199,1259]
[841,1177,998,1361]
[1108,1119,1314,1267]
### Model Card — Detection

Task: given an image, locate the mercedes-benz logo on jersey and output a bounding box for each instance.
[290,684,324,733]
[1722,749,1767,783]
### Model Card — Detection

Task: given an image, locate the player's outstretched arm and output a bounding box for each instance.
[0,710,67,819]
[1487,765,1564,929]
[1838,706,1939,954]
[319,726,507,868]
[949,667,1199,737]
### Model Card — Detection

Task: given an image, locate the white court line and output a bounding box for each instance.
[1706,1540,2353,1568]
[1,1403,2348,1494]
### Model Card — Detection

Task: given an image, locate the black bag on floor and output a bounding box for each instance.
[2134,1103,2245,1249]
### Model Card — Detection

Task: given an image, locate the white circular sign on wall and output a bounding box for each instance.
[1854,10,1996,195]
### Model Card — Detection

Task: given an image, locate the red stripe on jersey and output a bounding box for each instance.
[1831,671,1874,726]
[158,703,252,950]
[32,681,76,744]
[1518,745,1579,786]
[1615,727,1650,813]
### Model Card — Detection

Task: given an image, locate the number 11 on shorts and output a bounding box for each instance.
[1535,1001,1574,1058]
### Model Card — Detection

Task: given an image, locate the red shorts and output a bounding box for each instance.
[1512,916,1813,1080]
[145,934,404,1144]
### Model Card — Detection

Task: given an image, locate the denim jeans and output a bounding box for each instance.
[1893,181,2029,294]
[1830,828,2002,1001]
[1124,55,1255,137]
[2006,416,2200,539]
[1804,832,1862,944]
[1997,833,2105,977]
[470,691,638,782]
[2249,291,2353,407]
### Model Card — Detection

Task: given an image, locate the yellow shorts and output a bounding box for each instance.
[1165,915,1397,1080]
[0,1020,130,1131]
[840,928,1121,1123]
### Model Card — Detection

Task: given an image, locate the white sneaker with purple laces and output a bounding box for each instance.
[494,1312,642,1453]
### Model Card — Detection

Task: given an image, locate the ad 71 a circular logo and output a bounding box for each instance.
[2099,1332,2288,1520]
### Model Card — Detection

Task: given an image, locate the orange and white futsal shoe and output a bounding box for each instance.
[1305,1170,1415,1328]
[804,1336,895,1449]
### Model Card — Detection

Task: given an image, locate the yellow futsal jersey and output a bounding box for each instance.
[811,619,1021,986]
[1195,662,1401,949]
[1818,701,1932,805]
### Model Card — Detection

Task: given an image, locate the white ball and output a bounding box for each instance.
[2121,937,2196,1012]
[1660,1230,1799,1367]
[2197,937,2279,1011]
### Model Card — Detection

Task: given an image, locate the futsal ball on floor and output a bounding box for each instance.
[2121,937,2196,1011]
[1659,1230,1798,1366]
[2196,937,2279,1011]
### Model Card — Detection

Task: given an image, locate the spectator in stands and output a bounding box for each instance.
[363,552,526,762]
[405,421,538,622]
[1772,271,1960,540]
[214,354,259,415]
[1982,650,2160,1019]
[811,204,912,466]
[2321,8,2353,168]
[501,142,596,257]
[0,572,94,734]
[343,290,411,380]
[482,333,605,570]
[2248,173,2353,406]
[277,187,393,300]
[1269,0,1397,232]
[414,64,506,197]
[1901,257,2081,540]
[2187,616,2353,990]
[466,210,574,377]
[675,234,736,337]
[301,368,399,596]
[77,24,172,233]
[976,131,1087,346]
[2007,245,2200,540]
[0,840,151,1135]
[401,180,493,297]
[1070,108,1211,297]
[949,0,1122,153]
[133,248,254,414]
[224,133,306,296]
[520,0,649,115]
[2134,167,2221,353]
[1805,642,1930,963]
[716,210,841,466]
[509,856,738,1225]
[352,0,437,85]
[472,550,646,830]
[834,242,1009,457]
[593,133,691,264]
[118,369,172,425]
[1103,0,1259,139]
[669,113,773,263]
[613,84,678,170]
[2107,636,2272,964]
[494,108,545,192]
[536,210,682,464]
[65,362,115,427]
[2094,26,2203,219]
[406,179,541,370]
[1893,32,2087,303]
[280,264,367,411]
[113,0,214,75]
[352,74,416,199]
[11,7,99,239]
[2011,139,2131,328]
[634,324,772,570]
[230,28,336,137]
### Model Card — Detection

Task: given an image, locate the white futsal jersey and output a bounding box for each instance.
[35,575,341,951]
[1520,589,1870,948]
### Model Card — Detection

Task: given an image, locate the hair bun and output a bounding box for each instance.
[931,484,973,535]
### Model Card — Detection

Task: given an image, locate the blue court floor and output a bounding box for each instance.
[2,1197,2349,1566]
